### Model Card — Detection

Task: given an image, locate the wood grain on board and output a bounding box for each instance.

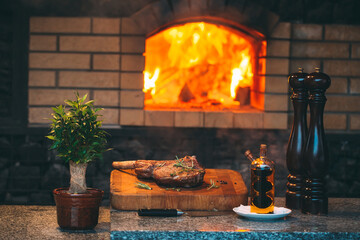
[110,169,248,210]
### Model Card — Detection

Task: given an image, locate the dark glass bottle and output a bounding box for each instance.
[246,145,275,214]
[302,68,331,215]
[286,68,308,209]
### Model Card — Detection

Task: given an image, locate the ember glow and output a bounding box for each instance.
[143,22,256,110]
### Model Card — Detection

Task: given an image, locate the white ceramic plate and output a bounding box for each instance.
[233,205,292,221]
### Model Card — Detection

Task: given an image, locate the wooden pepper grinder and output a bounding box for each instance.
[302,67,331,215]
[286,67,308,210]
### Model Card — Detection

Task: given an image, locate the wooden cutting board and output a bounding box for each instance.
[110,169,248,211]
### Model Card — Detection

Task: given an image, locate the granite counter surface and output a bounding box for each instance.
[0,205,110,240]
[111,198,360,239]
[1,198,359,239]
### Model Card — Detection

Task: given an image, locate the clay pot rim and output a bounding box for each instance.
[53,187,104,198]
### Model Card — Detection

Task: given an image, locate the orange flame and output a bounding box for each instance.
[230,52,253,98]
[143,68,160,95]
[144,22,255,109]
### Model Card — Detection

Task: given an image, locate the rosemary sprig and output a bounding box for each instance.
[165,187,181,192]
[155,162,166,168]
[135,182,152,190]
[173,156,195,170]
[207,179,220,190]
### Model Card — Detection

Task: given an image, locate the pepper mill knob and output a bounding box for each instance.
[288,68,307,90]
[305,68,331,93]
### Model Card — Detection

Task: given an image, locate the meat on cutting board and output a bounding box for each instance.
[112,156,205,187]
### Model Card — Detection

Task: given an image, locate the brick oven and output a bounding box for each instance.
[1,0,360,204]
[26,1,360,131]
[27,1,286,129]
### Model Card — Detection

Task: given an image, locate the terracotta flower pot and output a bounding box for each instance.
[53,187,104,230]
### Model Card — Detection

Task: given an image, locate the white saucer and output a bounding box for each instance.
[233,205,292,221]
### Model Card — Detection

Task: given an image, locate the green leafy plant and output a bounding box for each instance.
[46,92,108,193]
[47,93,107,164]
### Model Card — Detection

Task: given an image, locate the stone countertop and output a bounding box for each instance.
[111,198,360,239]
[0,205,110,240]
[1,198,359,239]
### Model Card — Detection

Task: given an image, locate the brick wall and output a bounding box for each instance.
[28,14,360,132]
[289,24,360,131]
[28,17,145,125]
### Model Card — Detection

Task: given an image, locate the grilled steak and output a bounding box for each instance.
[112,156,205,187]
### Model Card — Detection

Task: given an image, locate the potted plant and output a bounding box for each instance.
[47,93,108,230]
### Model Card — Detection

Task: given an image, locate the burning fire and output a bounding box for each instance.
[143,22,255,109]
[144,68,160,95]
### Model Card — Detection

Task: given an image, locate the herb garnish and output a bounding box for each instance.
[173,156,195,171]
[135,182,152,190]
[165,187,181,192]
[207,179,220,190]
[155,162,166,168]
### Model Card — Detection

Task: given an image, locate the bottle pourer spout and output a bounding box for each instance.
[244,150,255,162]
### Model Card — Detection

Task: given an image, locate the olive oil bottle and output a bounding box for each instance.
[245,144,275,214]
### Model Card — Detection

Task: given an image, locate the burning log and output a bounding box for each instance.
[179,83,195,102]
[235,86,250,105]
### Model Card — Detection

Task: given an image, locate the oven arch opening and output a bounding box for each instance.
[143,20,266,112]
